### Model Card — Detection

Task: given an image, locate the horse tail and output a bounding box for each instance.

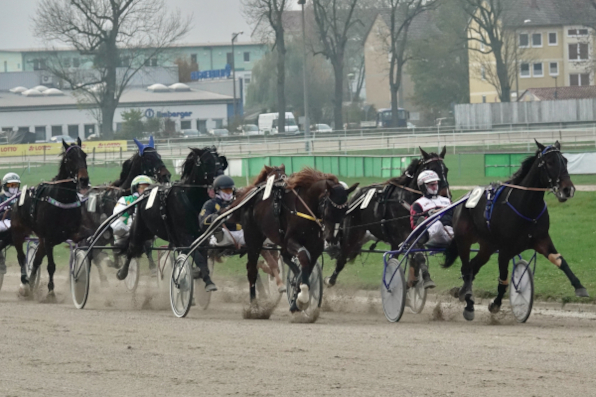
[442,239,459,268]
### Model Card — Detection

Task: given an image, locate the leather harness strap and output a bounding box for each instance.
[500,183,550,192]
[290,188,323,229]
[388,181,422,195]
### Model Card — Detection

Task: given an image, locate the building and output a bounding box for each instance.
[0,83,234,142]
[468,0,596,103]
[519,85,596,101]
[0,50,22,73]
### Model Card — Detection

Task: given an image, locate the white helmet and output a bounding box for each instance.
[417,170,440,196]
[2,172,21,195]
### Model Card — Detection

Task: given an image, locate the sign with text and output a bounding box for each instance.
[191,64,232,81]
[0,140,127,157]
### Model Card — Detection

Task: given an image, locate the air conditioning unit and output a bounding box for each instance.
[41,75,53,84]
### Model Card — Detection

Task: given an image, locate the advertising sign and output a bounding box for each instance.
[0,140,128,157]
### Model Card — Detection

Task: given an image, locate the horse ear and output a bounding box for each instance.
[62,139,70,151]
[133,138,143,153]
[347,183,359,194]
[419,147,430,160]
[554,140,561,149]
[148,136,154,148]
[440,146,447,159]
[534,139,545,150]
[219,156,228,170]
[280,163,286,173]
[77,137,82,147]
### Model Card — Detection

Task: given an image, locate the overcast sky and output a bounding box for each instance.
[0,0,288,50]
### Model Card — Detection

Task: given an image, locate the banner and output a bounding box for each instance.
[565,153,596,174]
[0,140,127,157]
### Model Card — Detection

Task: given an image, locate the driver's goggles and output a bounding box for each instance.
[6,183,20,188]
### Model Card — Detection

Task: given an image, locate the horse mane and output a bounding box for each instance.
[253,164,286,186]
[385,158,421,186]
[507,151,538,184]
[286,167,338,190]
[111,156,135,187]
[181,150,200,180]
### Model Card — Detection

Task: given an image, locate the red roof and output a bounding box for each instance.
[521,86,596,101]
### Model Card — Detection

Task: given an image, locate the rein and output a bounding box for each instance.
[500,183,550,192]
[388,181,422,195]
[290,188,323,229]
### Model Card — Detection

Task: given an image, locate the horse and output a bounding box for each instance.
[9,138,90,300]
[325,147,450,288]
[81,137,172,277]
[114,147,227,285]
[443,140,586,321]
[231,167,358,313]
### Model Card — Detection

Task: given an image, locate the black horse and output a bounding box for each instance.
[325,147,450,288]
[9,138,90,300]
[115,147,227,285]
[231,168,357,313]
[443,140,586,321]
[82,137,171,277]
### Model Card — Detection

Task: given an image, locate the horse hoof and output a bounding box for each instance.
[324,277,335,288]
[463,308,475,321]
[449,287,460,299]
[575,287,589,298]
[116,268,128,281]
[289,301,299,313]
[488,302,501,314]
[43,291,57,304]
[18,283,31,297]
[296,284,310,311]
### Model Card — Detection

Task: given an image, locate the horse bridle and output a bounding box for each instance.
[141,148,166,180]
[537,146,567,193]
[418,157,450,195]
[63,145,86,182]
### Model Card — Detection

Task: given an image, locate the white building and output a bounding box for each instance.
[0,83,234,142]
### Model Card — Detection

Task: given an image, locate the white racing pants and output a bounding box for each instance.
[427,222,454,247]
[110,218,130,244]
[0,219,10,233]
[210,229,246,247]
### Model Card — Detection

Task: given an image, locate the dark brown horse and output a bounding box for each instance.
[443,140,586,321]
[231,168,358,313]
[325,147,450,287]
[10,138,90,300]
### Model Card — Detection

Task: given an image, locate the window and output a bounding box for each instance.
[481,66,486,80]
[214,119,223,128]
[3,61,6,72]
[151,58,158,67]
[35,126,46,142]
[533,63,543,77]
[570,73,590,86]
[482,95,487,103]
[226,52,233,67]
[244,52,250,62]
[73,58,80,68]
[197,119,207,133]
[191,54,197,64]
[51,125,63,137]
[40,59,46,70]
[568,28,589,36]
[548,32,558,45]
[549,62,559,76]
[181,120,191,130]
[64,58,71,68]
[120,57,130,67]
[84,124,95,138]
[532,33,542,47]
[144,59,150,67]
[68,125,79,139]
[520,63,530,77]
[569,43,589,60]
[519,33,529,47]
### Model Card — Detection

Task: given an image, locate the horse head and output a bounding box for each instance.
[133,137,171,183]
[182,147,228,185]
[417,146,450,198]
[61,137,89,193]
[320,180,358,244]
[534,140,575,202]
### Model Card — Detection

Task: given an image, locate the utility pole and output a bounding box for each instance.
[231,31,243,124]
[298,0,311,154]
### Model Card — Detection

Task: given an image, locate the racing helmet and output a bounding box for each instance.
[2,172,21,195]
[131,175,153,193]
[417,170,440,196]
[213,175,235,192]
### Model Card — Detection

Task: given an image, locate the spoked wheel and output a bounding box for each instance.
[170,254,194,318]
[26,240,41,291]
[256,253,284,305]
[286,260,323,317]
[510,260,534,323]
[156,249,174,292]
[407,268,427,314]
[124,258,140,293]
[381,257,407,323]
[194,257,215,310]
[70,249,91,309]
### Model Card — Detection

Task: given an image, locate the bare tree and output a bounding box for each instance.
[312,0,361,130]
[244,0,289,134]
[380,0,438,127]
[33,0,191,138]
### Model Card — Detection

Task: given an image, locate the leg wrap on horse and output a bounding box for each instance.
[559,257,584,289]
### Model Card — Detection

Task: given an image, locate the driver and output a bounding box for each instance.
[0,172,21,277]
[200,175,286,292]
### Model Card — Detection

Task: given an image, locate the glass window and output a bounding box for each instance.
[482,95,487,103]
[191,54,197,64]
[73,58,80,68]
[68,125,79,139]
[214,119,223,128]
[549,62,559,76]
[481,66,486,80]
[84,124,95,138]
[578,28,589,36]
[151,58,158,67]
[35,126,46,141]
[519,33,529,47]
[533,63,543,77]
[548,32,557,45]
[51,125,63,136]
[580,73,590,86]
[64,58,71,68]
[181,120,191,130]
[569,43,589,60]
[197,120,207,133]
[244,52,250,62]
[226,52,233,66]
[532,33,542,47]
[520,63,530,77]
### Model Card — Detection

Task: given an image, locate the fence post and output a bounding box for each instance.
[43,146,46,163]
[120,147,122,165]
[92,147,96,167]
[104,146,107,167]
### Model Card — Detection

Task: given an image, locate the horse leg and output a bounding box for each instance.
[260,250,285,291]
[91,249,109,286]
[144,239,157,274]
[534,236,588,297]
[12,233,29,294]
[488,251,511,314]
[246,249,260,303]
[29,238,47,295]
[325,228,365,287]
[461,242,495,321]
[285,239,312,312]
[45,243,58,302]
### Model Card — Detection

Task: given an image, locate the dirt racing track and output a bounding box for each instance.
[1,269,596,397]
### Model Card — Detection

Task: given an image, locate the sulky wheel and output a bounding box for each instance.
[286,260,323,320]
[407,268,427,314]
[70,249,91,309]
[124,258,140,293]
[194,257,215,310]
[509,259,534,323]
[381,257,406,323]
[170,254,194,318]
[26,240,41,291]
[156,249,174,292]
